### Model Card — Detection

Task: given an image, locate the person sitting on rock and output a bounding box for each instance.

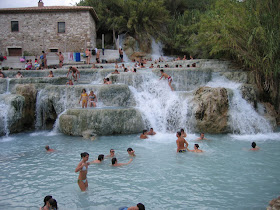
[140,130,148,139]
[48,71,54,77]
[112,69,120,74]
[66,79,74,85]
[15,71,23,78]
[0,71,5,78]
[250,142,260,151]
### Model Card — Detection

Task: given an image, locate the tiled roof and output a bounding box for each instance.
[0,6,98,21]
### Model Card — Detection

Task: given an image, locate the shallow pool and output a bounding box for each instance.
[0,131,279,209]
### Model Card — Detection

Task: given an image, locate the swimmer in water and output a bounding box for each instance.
[45,145,55,152]
[140,130,148,139]
[187,144,203,153]
[79,89,88,108]
[196,133,208,140]
[112,158,133,167]
[180,129,187,138]
[105,149,116,158]
[250,142,260,151]
[90,154,104,163]
[176,131,189,153]
[88,90,97,107]
[40,195,52,210]
[120,203,145,210]
[75,152,90,191]
[159,69,174,91]
[127,148,136,157]
[147,128,156,135]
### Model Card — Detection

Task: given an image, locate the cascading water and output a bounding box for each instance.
[127,71,191,133]
[0,102,10,136]
[118,34,130,63]
[206,74,272,134]
[35,90,46,130]
[151,38,164,61]
[5,78,11,94]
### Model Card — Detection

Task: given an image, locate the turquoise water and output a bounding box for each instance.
[0,131,280,209]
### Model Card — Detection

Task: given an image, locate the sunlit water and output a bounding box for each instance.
[0,131,280,210]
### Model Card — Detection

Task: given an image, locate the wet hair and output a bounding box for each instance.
[127,148,133,152]
[251,142,256,148]
[42,51,45,53]
[82,88,86,92]
[177,131,181,137]
[106,78,110,81]
[45,145,50,150]
[187,64,190,67]
[48,198,57,209]
[98,154,104,161]
[150,128,153,130]
[110,149,114,152]
[81,152,89,158]
[195,144,199,148]
[69,66,72,69]
[160,69,164,72]
[43,195,52,206]
[143,130,147,134]
[181,129,184,133]
[137,203,145,210]
[112,157,117,165]
[133,68,137,72]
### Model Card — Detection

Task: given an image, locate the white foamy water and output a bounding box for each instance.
[129,72,191,133]
[206,75,272,134]
[151,38,164,61]
[0,102,10,136]
[5,78,11,94]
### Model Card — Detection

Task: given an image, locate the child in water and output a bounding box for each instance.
[88,90,97,107]
[79,89,88,108]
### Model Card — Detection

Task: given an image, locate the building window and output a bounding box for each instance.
[58,22,65,33]
[11,21,19,32]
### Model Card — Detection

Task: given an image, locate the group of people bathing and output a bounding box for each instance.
[75,148,136,191]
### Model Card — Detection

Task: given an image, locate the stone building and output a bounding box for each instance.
[0,1,98,56]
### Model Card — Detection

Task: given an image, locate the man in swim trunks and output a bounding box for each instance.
[176,131,189,153]
[67,66,80,81]
[159,69,174,91]
[56,52,64,68]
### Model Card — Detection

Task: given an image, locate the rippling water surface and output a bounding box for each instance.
[0,131,280,210]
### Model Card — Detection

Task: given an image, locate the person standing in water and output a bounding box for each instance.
[79,89,88,108]
[176,131,189,153]
[180,129,187,138]
[159,69,174,91]
[187,144,203,153]
[250,142,260,151]
[40,195,52,210]
[56,51,64,68]
[88,90,97,107]
[75,152,90,191]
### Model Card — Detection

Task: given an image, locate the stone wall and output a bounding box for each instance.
[0,10,96,55]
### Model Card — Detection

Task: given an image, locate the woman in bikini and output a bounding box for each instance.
[79,89,88,108]
[75,152,90,191]
[88,90,97,107]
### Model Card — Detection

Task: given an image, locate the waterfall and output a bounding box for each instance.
[118,34,131,62]
[0,102,10,136]
[151,38,164,61]
[35,90,45,130]
[206,74,272,134]
[5,78,11,94]
[128,72,191,133]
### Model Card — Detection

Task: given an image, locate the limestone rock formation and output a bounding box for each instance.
[191,87,230,133]
[16,84,37,130]
[59,108,144,136]
[0,94,25,135]
[267,196,280,210]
